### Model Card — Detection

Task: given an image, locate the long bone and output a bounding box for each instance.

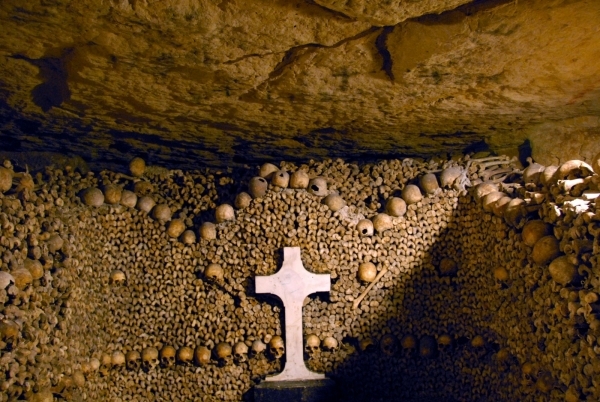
[352,266,389,310]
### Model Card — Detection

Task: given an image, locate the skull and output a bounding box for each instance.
[233,342,249,364]
[321,336,338,353]
[269,336,285,359]
[204,263,224,285]
[305,334,320,359]
[308,177,328,196]
[356,219,374,236]
[437,334,453,352]
[12,268,32,290]
[214,342,233,366]
[194,346,211,366]
[72,370,85,388]
[99,354,112,376]
[358,262,377,283]
[89,357,101,373]
[81,360,93,375]
[109,270,126,286]
[250,339,266,358]
[359,337,375,353]
[176,346,194,365]
[521,362,538,384]
[111,351,126,370]
[418,335,437,358]
[400,334,417,357]
[471,335,486,349]
[199,222,217,241]
[159,345,176,368]
[495,348,511,364]
[380,334,398,357]
[470,335,487,358]
[0,271,16,296]
[125,350,141,371]
[141,347,159,371]
[0,320,19,350]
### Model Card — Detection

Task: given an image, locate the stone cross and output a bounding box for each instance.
[255,247,330,381]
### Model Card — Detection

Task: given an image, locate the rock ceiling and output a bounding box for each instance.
[0,0,600,170]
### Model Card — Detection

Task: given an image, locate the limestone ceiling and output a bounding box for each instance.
[0,0,600,170]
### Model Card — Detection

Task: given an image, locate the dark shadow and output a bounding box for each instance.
[518,139,533,166]
[11,49,73,112]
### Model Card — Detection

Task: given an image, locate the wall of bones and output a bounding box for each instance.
[0,153,599,401]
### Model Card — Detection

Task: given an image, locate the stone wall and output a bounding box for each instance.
[1,0,600,168]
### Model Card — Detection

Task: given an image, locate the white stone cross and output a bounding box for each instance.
[255,247,330,381]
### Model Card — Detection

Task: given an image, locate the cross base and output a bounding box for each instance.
[253,379,337,402]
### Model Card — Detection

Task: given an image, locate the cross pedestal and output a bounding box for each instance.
[255,247,330,382]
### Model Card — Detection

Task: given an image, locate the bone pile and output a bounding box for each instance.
[0,153,599,401]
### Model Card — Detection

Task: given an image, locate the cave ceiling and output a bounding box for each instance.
[1,0,600,171]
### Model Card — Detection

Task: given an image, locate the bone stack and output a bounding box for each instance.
[1,153,600,400]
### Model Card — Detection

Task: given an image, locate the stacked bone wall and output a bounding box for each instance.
[0,155,598,402]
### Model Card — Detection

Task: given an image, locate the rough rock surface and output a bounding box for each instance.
[0,0,599,169]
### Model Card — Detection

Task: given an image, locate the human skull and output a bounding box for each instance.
[380,334,398,357]
[199,222,217,241]
[437,334,453,352]
[177,346,194,365]
[248,177,268,198]
[233,342,249,364]
[72,370,86,388]
[214,342,232,366]
[166,219,186,238]
[471,335,486,349]
[24,258,44,282]
[109,270,126,286]
[250,339,266,358]
[400,334,417,357]
[89,357,101,373]
[419,335,437,358]
[259,163,279,179]
[125,350,141,371]
[12,268,32,290]
[271,170,290,188]
[204,263,224,285]
[356,219,374,236]
[321,336,338,353]
[111,351,126,370]
[99,354,112,376]
[141,347,159,371]
[305,334,320,359]
[269,336,285,359]
[359,338,375,352]
[358,262,377,283]
[0,320,19,350]
[521,362,537,384]
[289,170,309,189]
[151,204,172,222]
[194,346,211,366]
[46,234,64,254]
[136,195,156,213]
[495,348,511,364]
[215,204,235,223]
[0,271,15,291]
[0,271,17,303]
[159,345,176,368]
[308,177,328,196]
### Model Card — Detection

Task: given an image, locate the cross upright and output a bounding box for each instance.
[255,247,330,381]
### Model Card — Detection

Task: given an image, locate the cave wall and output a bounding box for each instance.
[1,0,600,169]
[1,154,599,401]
